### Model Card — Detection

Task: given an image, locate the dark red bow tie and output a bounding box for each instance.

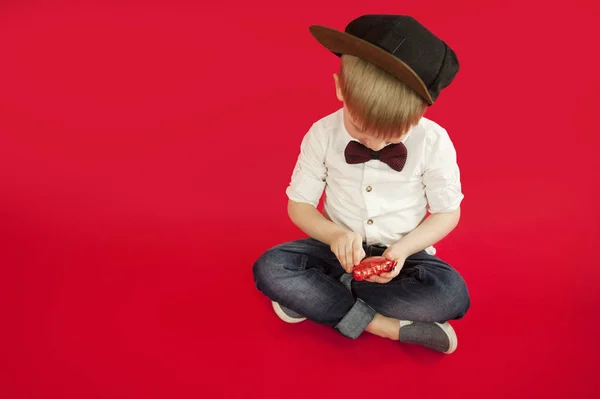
[344,140,408,172]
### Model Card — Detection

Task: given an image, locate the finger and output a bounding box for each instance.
[338,255,347,271]
[369,275,390,284]
[353,240,364,266]
[380,266,400,280]
[379,267,395,278]
[334,244,345,269]
[337,242,347,271]
[338,244,348,272]
[345,242,354,271]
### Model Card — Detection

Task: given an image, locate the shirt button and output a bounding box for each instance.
[367,219,373,225]
[366,186,372,192]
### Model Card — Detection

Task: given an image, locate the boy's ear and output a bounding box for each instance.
[333,73,344,102]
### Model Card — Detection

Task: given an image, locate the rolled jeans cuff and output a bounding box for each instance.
[335,298,376,339]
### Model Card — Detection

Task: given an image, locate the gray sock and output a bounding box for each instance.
[399,321,454,353]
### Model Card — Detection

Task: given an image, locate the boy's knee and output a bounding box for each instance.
[252,245,296,291]
[409,271,470,322]
[252,248,278,287]
[455,282,471,318]
[444,271,470,320]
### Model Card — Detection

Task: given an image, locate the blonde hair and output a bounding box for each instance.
[338,54,427,140]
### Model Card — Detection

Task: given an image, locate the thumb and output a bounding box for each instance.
[383,247,397,260]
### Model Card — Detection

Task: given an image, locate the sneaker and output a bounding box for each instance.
[271,301,307,323]
[399,320,458,354]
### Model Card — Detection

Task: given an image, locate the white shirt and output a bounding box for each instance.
[285,107,464,255]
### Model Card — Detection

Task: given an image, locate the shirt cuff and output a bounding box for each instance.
[426,183,464,213]
[286,175,326,207]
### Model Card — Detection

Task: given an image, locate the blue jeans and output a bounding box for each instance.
[253,238,470,339]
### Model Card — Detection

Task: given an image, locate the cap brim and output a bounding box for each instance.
[309,25,433,105]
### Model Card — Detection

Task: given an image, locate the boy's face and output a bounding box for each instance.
[334,73,406,151]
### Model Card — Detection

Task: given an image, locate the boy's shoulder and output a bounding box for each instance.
[300,109,344,148]
[310,108,344,133]
[413,116,452,144]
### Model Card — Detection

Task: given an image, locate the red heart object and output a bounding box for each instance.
[352,256,398,281]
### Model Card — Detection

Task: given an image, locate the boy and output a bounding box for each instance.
[252,14,470,354]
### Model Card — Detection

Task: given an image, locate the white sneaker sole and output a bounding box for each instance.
[436,321,458,354]
[271,301,307,324]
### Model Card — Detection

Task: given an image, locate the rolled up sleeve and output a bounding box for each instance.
[285,123,328,207]
[423,129,464,214]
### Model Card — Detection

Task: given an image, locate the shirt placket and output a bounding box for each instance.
[361,163,381,245]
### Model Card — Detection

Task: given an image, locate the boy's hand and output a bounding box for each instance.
[330,231,366,273]
[366,245,408,284]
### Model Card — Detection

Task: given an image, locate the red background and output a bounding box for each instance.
[1,1,599,398]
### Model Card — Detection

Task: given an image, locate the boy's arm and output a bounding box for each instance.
[287,200,346,245]
[285,123,367,271]
[389,126,463,258]
[373,129,463,284]
[386,208,460,259]
[288,200,365,272]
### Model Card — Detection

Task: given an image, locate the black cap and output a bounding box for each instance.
[309,15,460,105]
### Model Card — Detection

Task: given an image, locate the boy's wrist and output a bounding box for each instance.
[389,242,412,259]
[326,226,355,246]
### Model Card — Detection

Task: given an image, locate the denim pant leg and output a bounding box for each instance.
[253,238,376,339]
[352,246,471,322]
